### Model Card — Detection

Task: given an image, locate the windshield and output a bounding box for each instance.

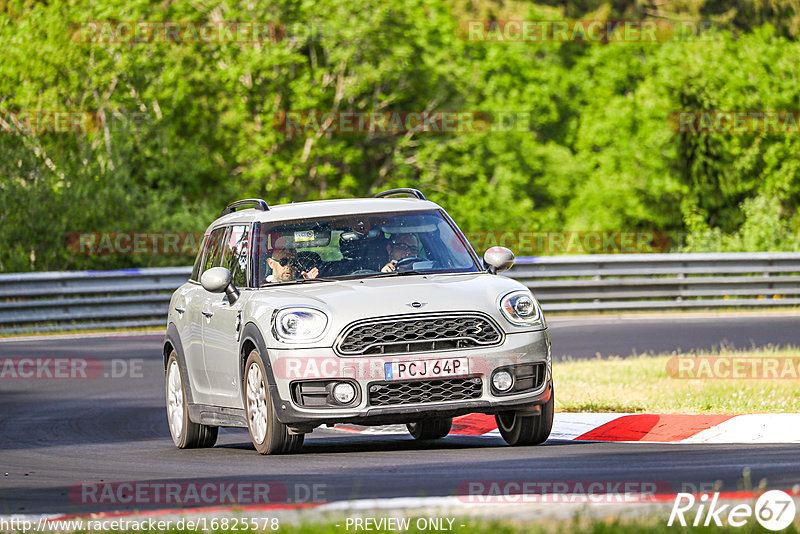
[252,209,480,285]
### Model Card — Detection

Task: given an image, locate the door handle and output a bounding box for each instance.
[175,306,186,313]
[202,310,214,318]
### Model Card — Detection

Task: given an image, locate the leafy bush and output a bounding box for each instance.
[1,0,799,271]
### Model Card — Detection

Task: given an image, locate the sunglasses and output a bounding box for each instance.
[271,256,297,267]
[391,241,415,252]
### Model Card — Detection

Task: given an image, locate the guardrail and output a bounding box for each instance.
[0,267,190,334]
[515,253,800,312]
[1,253,798,333]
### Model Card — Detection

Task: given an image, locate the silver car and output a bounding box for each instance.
[164,189,553,454]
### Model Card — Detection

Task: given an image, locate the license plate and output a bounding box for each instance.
[384,358,469,380]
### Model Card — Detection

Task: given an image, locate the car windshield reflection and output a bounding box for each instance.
[253,209,480,285]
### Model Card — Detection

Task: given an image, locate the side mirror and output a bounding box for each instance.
[483,246,515,274]
[201,267,240,304]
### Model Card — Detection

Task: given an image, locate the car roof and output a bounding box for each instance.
[207,197,445,229]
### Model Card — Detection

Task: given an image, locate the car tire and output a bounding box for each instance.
[244,350,304,455]
[406,417,453,440]
[495,388,554,446]
[166,352,218,449]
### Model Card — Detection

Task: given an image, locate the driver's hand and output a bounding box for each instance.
[381,260,397,273]
[301,267,319,279]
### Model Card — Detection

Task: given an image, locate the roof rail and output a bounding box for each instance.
[221,199,270,216]
[373,188,426,200]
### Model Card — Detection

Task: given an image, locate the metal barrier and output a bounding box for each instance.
[0,267,190,334]
[1,253,798,333]
[515,253,800,312]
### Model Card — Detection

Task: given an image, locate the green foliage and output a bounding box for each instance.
[684,195,800,252]
[1,0,799,271]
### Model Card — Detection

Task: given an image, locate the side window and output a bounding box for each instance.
[190,235,208,282]
[221,225,250,288]
[200,227,227,275]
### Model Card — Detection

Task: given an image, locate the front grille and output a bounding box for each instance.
[336,313,503,356]
[368,377,483,407]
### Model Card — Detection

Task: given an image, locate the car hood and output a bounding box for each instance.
[244,272,542,348]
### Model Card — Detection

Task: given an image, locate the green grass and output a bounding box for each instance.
[557,346,800,413]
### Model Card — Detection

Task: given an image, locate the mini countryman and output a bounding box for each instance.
[164,189,553,454]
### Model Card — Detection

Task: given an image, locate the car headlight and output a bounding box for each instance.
[498,290,545,327]
[273,308,328,342]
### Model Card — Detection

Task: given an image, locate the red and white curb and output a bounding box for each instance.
[337,413,800,443]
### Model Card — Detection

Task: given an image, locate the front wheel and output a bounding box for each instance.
[244,350,304,455]
[495,388,554,446]
[407,417,452,440]
[166,352,218,449]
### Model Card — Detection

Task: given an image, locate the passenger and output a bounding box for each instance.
[380,233,419,272]
[266,240,319,282]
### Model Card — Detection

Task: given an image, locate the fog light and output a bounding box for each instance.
[492,370,513,392]
[332,382,356,404]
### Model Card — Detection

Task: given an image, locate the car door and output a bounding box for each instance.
[202,224,251,408]
[185,226,227,405]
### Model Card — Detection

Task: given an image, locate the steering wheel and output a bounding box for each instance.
[295,253,321,273]
[350,268,380,275]
[394,256,426,271]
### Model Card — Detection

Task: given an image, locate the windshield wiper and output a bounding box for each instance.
[365,270,436,278]
[260,277,339,288]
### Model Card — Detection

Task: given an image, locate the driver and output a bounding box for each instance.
[266,239,319,282]
[381,233,419,272]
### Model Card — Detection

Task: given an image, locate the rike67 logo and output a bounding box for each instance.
[668,491,796,531]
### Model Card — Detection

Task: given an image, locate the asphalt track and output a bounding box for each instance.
[1,314,799,515]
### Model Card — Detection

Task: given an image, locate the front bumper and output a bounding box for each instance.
[266,329,551,426]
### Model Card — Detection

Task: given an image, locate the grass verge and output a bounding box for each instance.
[556,346,800,414]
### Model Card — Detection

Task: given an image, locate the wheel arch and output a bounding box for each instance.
[239,322,280,400]
[164,322,195,406]
[163,340,174,371]
[238,321,297,423]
